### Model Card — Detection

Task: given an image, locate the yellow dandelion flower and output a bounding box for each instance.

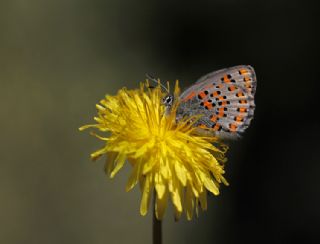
[80,81,229,220]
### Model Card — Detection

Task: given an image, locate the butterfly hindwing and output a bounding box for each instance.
[178,65,256,138]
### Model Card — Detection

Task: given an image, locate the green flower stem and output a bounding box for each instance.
[153,192,162,244]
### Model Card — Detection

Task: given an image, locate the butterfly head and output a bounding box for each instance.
[162,94,174,115]
[146,73,175,114]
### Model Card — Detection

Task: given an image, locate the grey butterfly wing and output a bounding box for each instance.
[177,65,257,138]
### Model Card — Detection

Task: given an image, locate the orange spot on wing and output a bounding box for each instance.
[237,92,244,97]
[239,69,248,75]
[204,101,212,109]
[244,76,250,81]
[239,108,247,113]
[210,116,218,122]
[228,85,236,91]
[198,91,206,99]
[223,75,231,83]
[218,108,225,117]
[229,124,237,132]
[213,91,219,97]
[213,123,221,131]
[235,116,243,122]
[183,91,196,101]
[240,100,247,104]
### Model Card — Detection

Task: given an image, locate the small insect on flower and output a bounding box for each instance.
[80,65,257,220]
[161,65,257,139]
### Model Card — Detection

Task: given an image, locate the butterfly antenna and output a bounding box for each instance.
[145,73,169,93]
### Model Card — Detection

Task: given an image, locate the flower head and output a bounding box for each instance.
[80,81,228,220]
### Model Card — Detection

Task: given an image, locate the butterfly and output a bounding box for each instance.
[149,65,256,139]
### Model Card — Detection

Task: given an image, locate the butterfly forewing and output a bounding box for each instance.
[177,65,256,138]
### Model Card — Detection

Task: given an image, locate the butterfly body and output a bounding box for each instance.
[164,65,257,139]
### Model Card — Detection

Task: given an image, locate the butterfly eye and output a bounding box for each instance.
[163,95,173,106]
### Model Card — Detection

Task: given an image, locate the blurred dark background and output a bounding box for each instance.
[1,0,319,243]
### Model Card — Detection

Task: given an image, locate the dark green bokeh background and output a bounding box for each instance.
[1,0,319,243]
